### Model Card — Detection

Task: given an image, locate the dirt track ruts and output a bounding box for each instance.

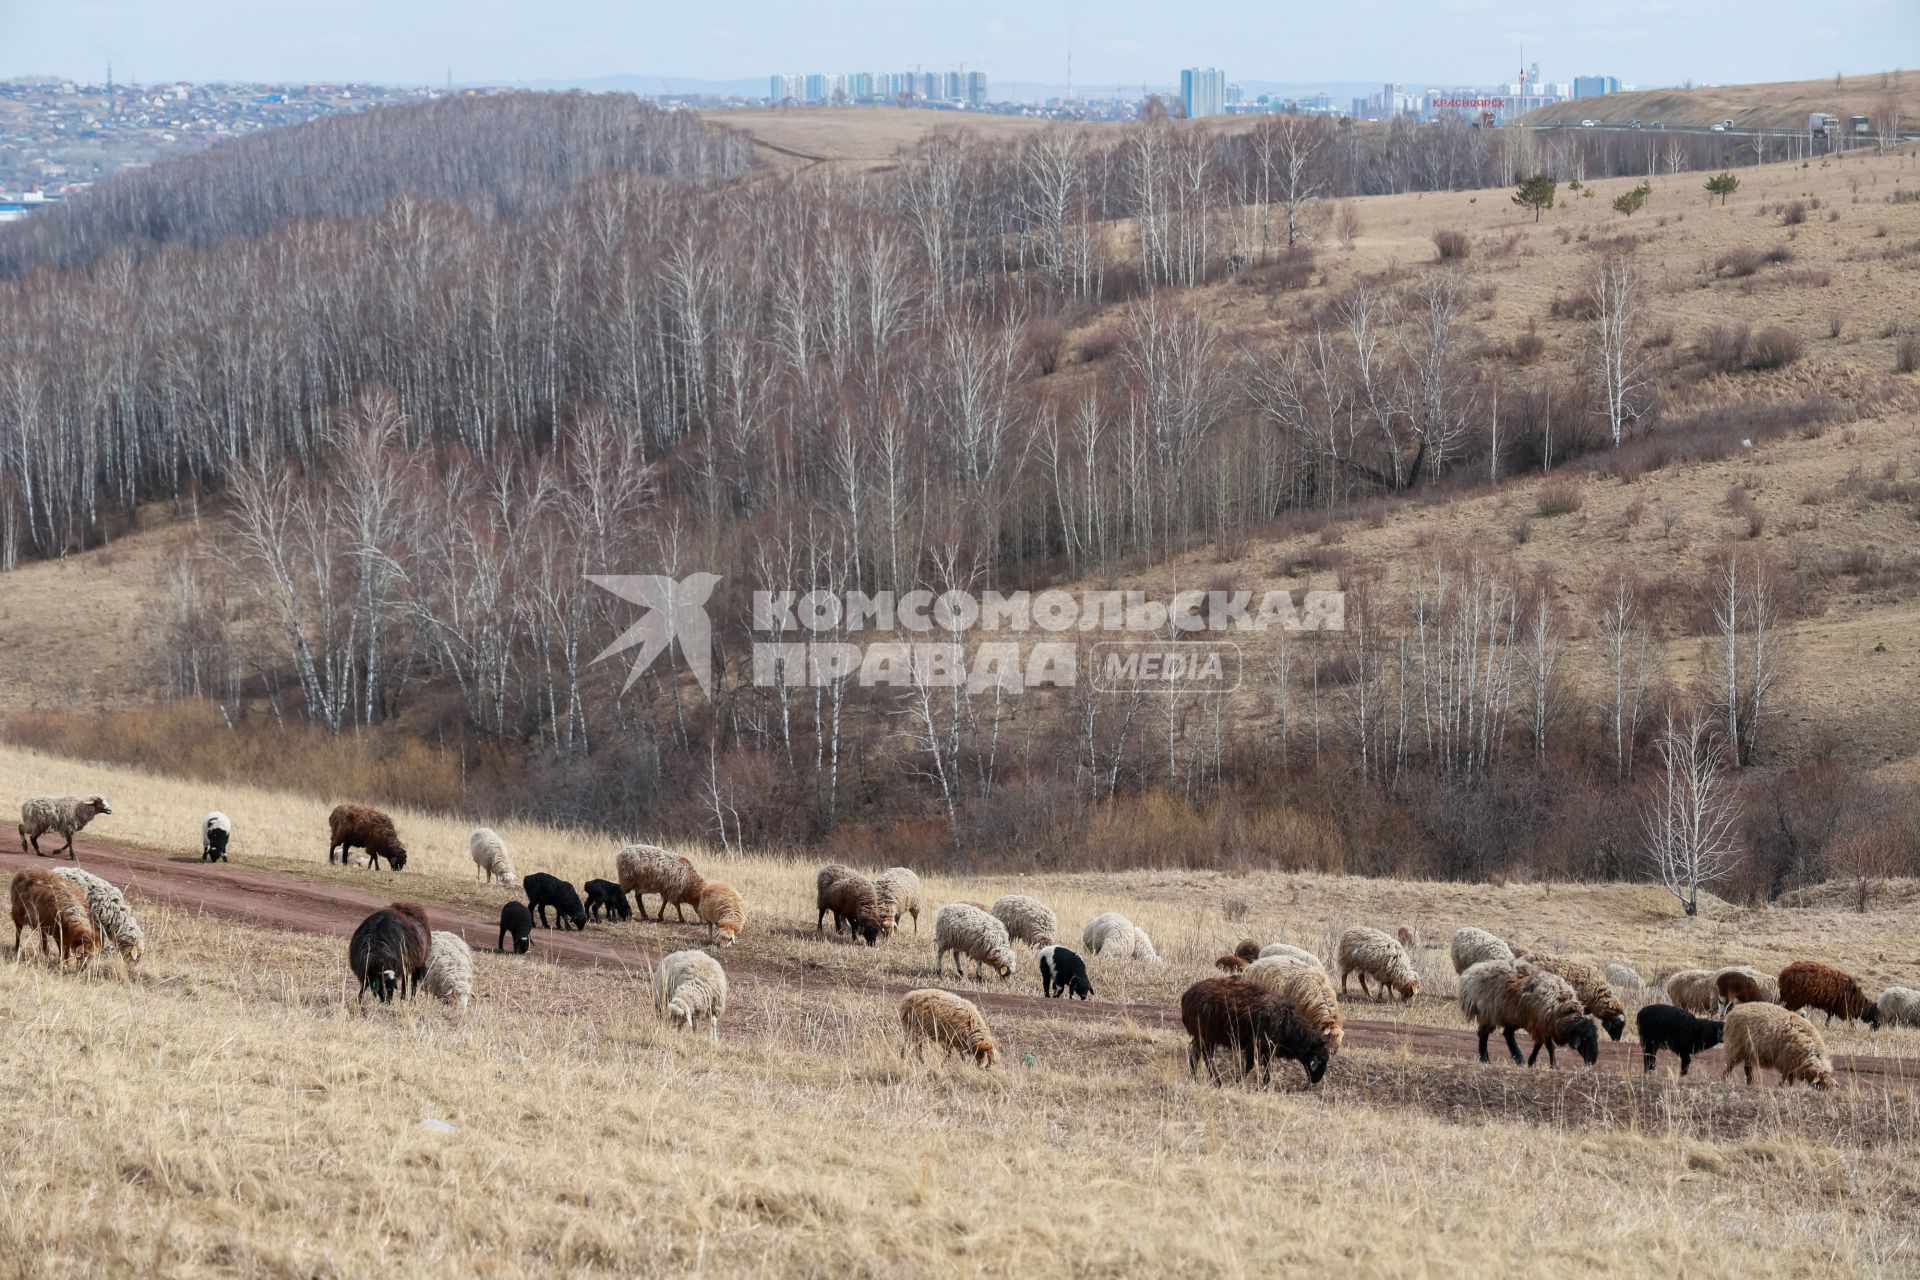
[9,840,1915,1092]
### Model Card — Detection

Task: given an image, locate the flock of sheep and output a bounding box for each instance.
[13,792,1919,1089]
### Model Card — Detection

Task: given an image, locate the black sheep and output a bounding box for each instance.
[1180,977,1331,1087]
[1038,944,1093,1000]
[498,901,534,954]
[524,873,588,931]
[584,879,632,922]
[349,909,415,1004]
[1637,1003,1725,1076]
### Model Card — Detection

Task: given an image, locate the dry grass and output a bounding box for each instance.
[1524,70,1920,131]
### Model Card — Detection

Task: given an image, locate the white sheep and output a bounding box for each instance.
[468,828,518,886]
[1721,1002,1835,1088]
[1604,962,1644,992]
[653,949,727,1041]
[202,811,232,862]
[18,794,112,858]
[934,903,1016,981]
[1337,926,1421,1002]
[423,931,475,1009]
[1257,942,1325,970]
[51,866,144,966]
[990,894,1057,948]
[1080,911,1159,961]
[1245,956,1345,1054]
[874,867,922,935]
[1876,986,1920,1029]
[1450,926,1515,975]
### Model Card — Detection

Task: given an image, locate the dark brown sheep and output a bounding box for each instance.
[1232,938,1262,963]
[1715,969,1765,1012]
[815,865,889,945]
[1215,954,1250,974]
[327,804,408,871]
[1179,977,1331,1087]
[1778,960,1878,1028]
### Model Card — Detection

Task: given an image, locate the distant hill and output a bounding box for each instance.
[516,74,768,98]
[1523,70,1915,131]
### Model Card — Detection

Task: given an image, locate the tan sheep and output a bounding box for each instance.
[1458,959,1599,1068]
[697,881,746,946]
[1336,926,1420,1002]
[1525,953,1629,1041]
[873,867,922,935]
[1449,926,1515,975]
[616,844,706,922]
[1245,956,1345,1054]
[1721,1002,1835,1088]
[990,894,1057,947]
[468,828,518,886]
[899,988,1001,1068]
[1662,969,1720,1016]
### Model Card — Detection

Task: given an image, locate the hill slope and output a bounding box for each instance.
[1525,70,1915,131]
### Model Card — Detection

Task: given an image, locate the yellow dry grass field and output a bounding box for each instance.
[1526,70,1919,132]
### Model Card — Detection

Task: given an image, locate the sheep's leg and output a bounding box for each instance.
[1642,1047,1657,1074]
[1477,1027,1492,1062]
[1357,973,1372,1000]
[1678,1053,1691,1076]
[1526,1039,1542,1067]
[1743,1062,1754,1084]
[673,904,688,922]
[1502,1027,1524,1065]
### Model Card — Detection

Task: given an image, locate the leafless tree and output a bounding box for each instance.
[1590,255,1648,447]
[1643,707,1743,917]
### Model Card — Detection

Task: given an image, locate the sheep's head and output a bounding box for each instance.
[1300,1045,1331,1085]
[853,920,882,947]
[1395,975,1420,1002]
[1559,1016,1601,1065]
[1801,1059,1837,1089]
[386,847,409,871]
[513,933,532,955]
[1861,1003,1880,1029]
[569,907,589,930]
[1700,1019,1726,1049]
[498,871,519,887]
[88,796,112,816]
[119,938,144,968]
[992,946,1016,979]
[1069,972,1093,1000]
[973,1035,1002,1069]
[1601,1011,1627,1041]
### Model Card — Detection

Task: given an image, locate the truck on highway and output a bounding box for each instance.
[1810,112,1838,135]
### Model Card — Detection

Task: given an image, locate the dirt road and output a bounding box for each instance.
[8,840,1914,1091]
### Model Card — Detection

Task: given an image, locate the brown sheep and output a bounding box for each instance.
[1722,1003,1835,1088]
[327,804,408,871]
[697,881,746,946]
[1215,954,1250,974]
[816,866,889,945]
[9,868,99,965]
[1715,969,1766,1012]
[899,989,1001,1068]
[1233,938,1262,963]
[616,844,706,922]
[1179,978,1331,1087]
[1525,953,1629,1041]
[1778,960,1879,1028]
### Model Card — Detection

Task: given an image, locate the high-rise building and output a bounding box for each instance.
[1180,67,1226,119]
[1572,75,1620,99]
[964,71,989,105]
[770,73,803,103]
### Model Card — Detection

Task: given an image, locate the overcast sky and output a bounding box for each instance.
[5,0,1914,89]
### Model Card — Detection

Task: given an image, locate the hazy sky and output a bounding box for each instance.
[5,0,1914,89]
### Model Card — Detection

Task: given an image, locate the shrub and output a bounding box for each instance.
[1782,200,1807,225]
[1697,323,1752,373]
[1898,333,1918,375]
[1507,326,1545,364]
[1078,327,1123,362]
[1025,315,1068,375]
[1535,480,1583,517]
[1714,246,1765,278]
[1747,327,1803,370]
[1549,291,1599,321]
[1432,229,1470,261]
[1763,243,1795,265]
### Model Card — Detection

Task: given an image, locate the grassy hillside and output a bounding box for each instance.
[1525,70,1916,131]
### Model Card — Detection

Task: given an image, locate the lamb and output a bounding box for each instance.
[1524,953,1629,1040]
[653,949,727,1041]
[990,894,1057,947]
[1661,969,1720,1017]
[524,873,588,931]
[1712,965,1780,1004]
[1232,938,1262,963]
[1258,942,1325,970]
[326,804,408,871]
[1721,1002,1835,1088]
[468,827,518,886]
[935,903,1016,981]
[1397,925,1422,956]
[51,866,145,966]
[899,988,1002,1068]
[584,879,632,922]
[9,868,99,965]
[1875,986,1920,1030]
[1715,969,1766,1013]
[18,794,112,859]
[423,931,475,1010]
[497,901,533,954]
[349,909,420,1004]
[815,865,889,946]
[1457,959,1600,1068]
[1636,1004,1725,1076]
[1450,926,1515,975]
[1081,911,1159,961]
[387,901,432,997]
[1604,962,1645,992]
[616,844,706,922]
[1778,959,1879,1028]
[1215,954,1249,974]
[1336,926,1421,1002]
[1245,956,1345,1055]
[202,811,232,863]
[697,881,746,946]
[1038,944,1092,999]
[873,867,922,935]
[1179,977,1331,1087]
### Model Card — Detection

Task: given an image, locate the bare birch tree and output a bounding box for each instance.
[1643,708,1743,917]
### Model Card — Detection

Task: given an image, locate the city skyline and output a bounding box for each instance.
[4,1,1912,92]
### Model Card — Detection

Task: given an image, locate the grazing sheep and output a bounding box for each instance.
[653,949,727,1041]
[497,901,533,954]
[51,866,144,966]
[584,879,632,922]
[1712,965,1780,1004]
[1715,969,1766,1013]
[1038,944,1092,1000]
[1233,938,1262,963]
[1450,926,1515,975]
[935,903,1017,981]
[1457,959,1600,1068]
[873,867,922,935]
[1778,960,1879,1028]
[424,931,475,1010]
[524,873,588,932]
[1257,942,1325,970]
[202,811,232,863]
[1722,1003,1835,1088]
[1604,962,1645,992]
[815,865,889,946]
[387,901,432,997]
[349,909,420,1004]
[1337,927,1421,1002]
[1244,956,1345,1055]
[1636,1004,1725,1076]
[616,844,706,922]
[1874,986,1920,1029]
[697,881,746,946]
[1215,954,1250,974]
[1081,912,1159,961]
[468,828,517,886]
[1179,977,1331,1087]
[1662,969,1720,1017]
[990,894,1057,948]
[1397,925,1421,956]
[327,804,408,871]
[9,868,99,965]
[1524,953,1629,1041]
[899,989,1002,1068]
[18,794,112,859]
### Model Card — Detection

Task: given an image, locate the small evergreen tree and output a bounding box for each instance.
[1612,181,1652,217]
[1705,172,1741,206]
[1513,173,1558,221]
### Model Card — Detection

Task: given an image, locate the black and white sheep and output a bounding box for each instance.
[202,812,232,863]
[1037,944,1093,1000]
